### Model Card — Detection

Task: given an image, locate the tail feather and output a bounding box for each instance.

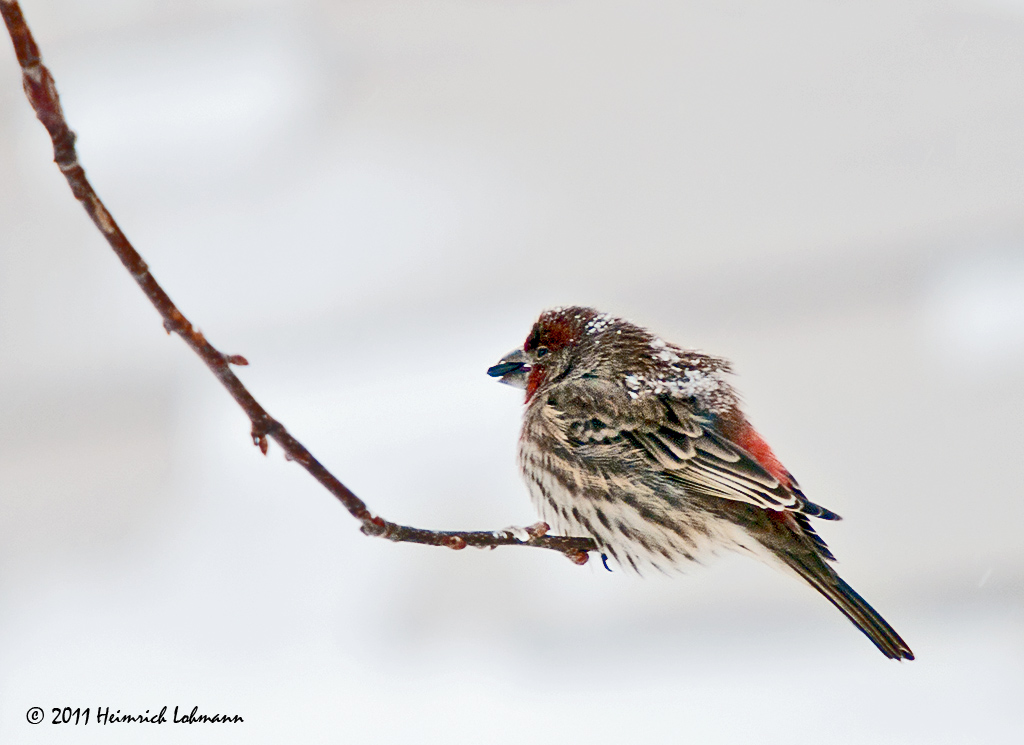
[782,551,914,661]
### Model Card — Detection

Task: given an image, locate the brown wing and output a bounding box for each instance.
[552,380,839,520]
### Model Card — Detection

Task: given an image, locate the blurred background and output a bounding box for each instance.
[1,0,1022,742]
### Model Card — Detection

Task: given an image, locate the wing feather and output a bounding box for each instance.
[554,380,827,518]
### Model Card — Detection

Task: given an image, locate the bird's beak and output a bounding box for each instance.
[487,348,531,389]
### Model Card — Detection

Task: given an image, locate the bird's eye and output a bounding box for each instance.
[535,346,550,358]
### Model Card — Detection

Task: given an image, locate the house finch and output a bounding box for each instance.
[488,306,914,660]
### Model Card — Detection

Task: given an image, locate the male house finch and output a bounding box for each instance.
[488,306,914,660]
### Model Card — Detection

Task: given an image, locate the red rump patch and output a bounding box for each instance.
[732,421,792,489]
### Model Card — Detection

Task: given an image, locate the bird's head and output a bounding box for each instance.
[488,307,648,401]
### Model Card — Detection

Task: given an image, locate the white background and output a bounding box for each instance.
[0,0,1021,742]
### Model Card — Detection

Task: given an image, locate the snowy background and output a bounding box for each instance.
[1,0,1022,742]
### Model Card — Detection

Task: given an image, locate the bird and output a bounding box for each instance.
[487,306,914,660]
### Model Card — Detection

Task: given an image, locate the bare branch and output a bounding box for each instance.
[0,1,597,564]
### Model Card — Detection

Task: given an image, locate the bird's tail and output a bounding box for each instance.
[779,550,915,661]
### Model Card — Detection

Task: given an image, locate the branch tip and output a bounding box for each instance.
[1,0,602,565]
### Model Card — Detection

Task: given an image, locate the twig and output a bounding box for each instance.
[0,1,596,565]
